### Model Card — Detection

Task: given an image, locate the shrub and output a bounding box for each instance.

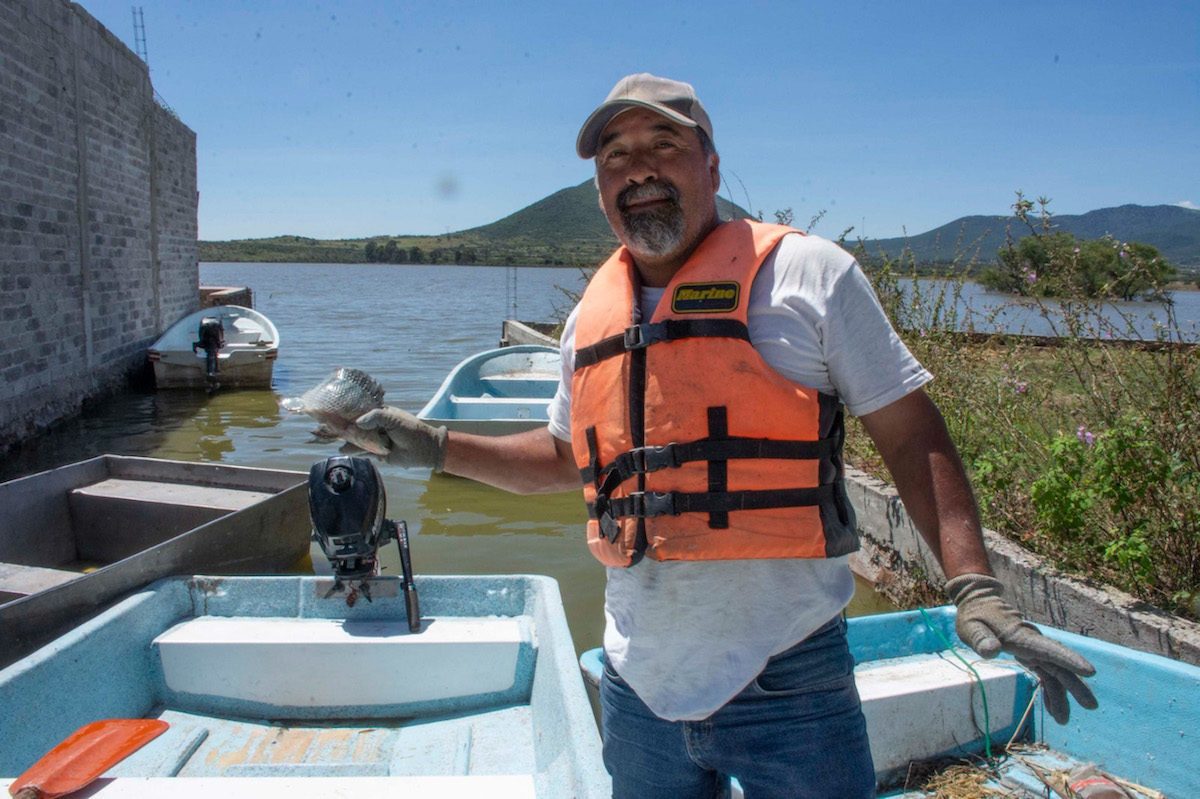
[849,195,1200,618]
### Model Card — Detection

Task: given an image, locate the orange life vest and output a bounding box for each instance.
[571,220,859,567]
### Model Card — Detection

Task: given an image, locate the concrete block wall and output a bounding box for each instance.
[844,466,1200,666]
[0,0,198,451]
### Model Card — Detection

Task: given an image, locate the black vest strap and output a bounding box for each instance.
[574,319,750,369]
[578,436,837,485]
[590,485,837,521]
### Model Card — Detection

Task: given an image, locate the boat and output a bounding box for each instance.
[0,455,309,669]
[148,305,279,389]
[0,573,610,798]
[581,607,1200,798]
[417,345,560,435]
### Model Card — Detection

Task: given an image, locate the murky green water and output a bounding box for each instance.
[4,263,895,654]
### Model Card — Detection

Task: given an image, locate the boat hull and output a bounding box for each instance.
[418,345,560,435]
[151,354,275,389]
[0,574,609,798]
[580,607,1200,798]
[149,305,279,389]
[0,456,308,668]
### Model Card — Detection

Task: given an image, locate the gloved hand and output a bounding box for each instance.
[946,573,1098,725]
[349,407,448,471]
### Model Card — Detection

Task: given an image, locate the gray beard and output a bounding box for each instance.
[620,203,685,257]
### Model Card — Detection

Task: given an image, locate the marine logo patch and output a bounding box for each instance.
[671,281,741,313]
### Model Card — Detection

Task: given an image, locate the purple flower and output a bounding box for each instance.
[1073,247,1080,253]
[1076,425,1095,447]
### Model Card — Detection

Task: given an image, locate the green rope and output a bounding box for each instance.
[918,606,993,760]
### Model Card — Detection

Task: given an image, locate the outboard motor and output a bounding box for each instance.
[308,455,421,632]
[192,316,225,386]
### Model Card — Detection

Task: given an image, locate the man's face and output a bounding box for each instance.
[594,107,719,271]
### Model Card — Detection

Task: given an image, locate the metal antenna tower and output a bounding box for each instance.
[131,6,149,65]
[505,266,519,320]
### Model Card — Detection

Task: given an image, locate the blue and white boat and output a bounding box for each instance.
[1,573,609,798]
[583,607,1199,798]
[417,345,560,435]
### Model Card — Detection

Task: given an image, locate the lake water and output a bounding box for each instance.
[8,263,1196,654]
[893,277,1200,342]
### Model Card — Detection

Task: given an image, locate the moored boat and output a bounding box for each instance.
[417,345,560,435]
[582,607,1200,798]
[148,305,279,389]
[0,455,309,669]
[0,573,610,798]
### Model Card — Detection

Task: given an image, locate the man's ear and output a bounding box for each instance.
[709,152,720,195]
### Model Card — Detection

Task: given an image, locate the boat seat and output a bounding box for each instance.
[452,395,552,405]
[154,616,534,718]
[447,396,551,422]
[72,478,273,511]
[477,376,558,399]
[0,561,79,601]
[855,650,1032,782]
[66,479,277,563]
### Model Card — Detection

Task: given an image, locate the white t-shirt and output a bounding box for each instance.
[547,232,931,721]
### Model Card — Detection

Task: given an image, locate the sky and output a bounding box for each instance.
[79,0,1199,243]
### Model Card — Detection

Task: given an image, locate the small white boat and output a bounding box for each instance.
[0,455,310,669]
[0,573,610,798]
[582,608,1200,798]
[418,345,560,435]
[148,305,279,389]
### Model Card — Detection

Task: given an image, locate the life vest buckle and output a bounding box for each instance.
[627,491,676,518]
[623,323,667,350]
[630,444,680,474]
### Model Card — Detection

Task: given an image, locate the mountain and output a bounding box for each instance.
[199,187,1200,271]
[199,180,753,266]
[854,204,1200,269]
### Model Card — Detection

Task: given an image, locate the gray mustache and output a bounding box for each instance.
[618,181,680,211]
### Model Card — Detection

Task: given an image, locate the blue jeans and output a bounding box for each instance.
[599,616,876,799]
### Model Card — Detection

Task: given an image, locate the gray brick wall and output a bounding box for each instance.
[1,0,198,451]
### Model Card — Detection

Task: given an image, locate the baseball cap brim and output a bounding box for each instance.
[576,100,699,159]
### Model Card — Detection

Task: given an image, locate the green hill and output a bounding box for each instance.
[200,186,1200,273]
[854,204,1200,269]
[199,180,754,266]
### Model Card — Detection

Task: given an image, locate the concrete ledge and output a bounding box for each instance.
[844,466,1200,666]
[500,320,558,348]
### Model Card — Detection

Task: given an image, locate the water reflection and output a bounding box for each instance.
[416,473,587,537]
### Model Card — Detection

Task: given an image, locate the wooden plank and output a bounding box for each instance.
[72,479,274,511]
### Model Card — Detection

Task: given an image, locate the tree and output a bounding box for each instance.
[381,239,399,264]
[982,231,1176,300]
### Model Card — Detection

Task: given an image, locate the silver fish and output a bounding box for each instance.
[280,367,390,456]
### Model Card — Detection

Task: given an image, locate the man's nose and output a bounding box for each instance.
[625,150,658,184]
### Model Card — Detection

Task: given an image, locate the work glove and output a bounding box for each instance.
[945,573,1098,725]
[348,407,448,471]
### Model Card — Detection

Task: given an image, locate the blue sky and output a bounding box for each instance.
[80,1,1199,243]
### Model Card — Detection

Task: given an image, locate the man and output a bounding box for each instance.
[355,73,1098,798]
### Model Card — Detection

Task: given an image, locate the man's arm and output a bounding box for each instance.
[858,388,1098,724]
[442,426,580,495]
[857,388,990,577]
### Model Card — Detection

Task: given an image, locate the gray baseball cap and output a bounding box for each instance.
[576,73,714,159]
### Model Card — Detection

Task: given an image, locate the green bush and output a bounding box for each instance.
[849,195,1200,619]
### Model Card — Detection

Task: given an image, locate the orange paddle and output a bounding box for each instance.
[9,719,168,799]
